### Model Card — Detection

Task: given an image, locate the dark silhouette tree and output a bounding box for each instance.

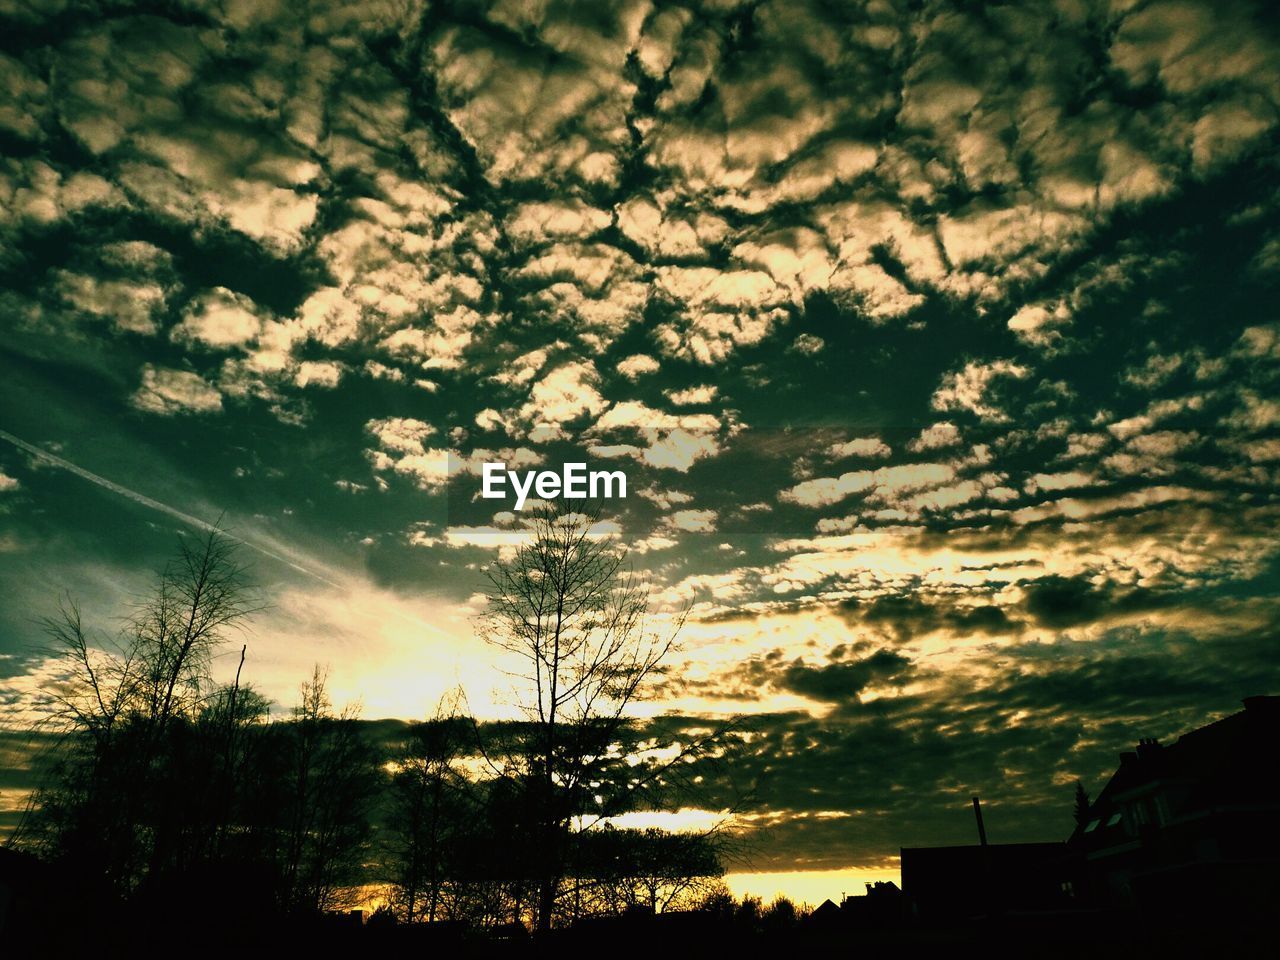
[761,895,805,933]
[476,503,727,932]
[576,825,724,915]
[1073,780,1091,827]
[275,665,377,913]
[384,692,474,922]
[695,881,737,920]
[735,892,764,928]
[20,527,259,894]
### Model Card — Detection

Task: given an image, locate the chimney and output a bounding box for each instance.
[1136,737,1163,761]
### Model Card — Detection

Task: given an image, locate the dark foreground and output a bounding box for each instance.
[5,905,1278,959]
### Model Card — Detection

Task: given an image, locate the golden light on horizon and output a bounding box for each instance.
[723,865,902,908]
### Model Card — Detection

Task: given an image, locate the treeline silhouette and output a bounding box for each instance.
[6,514,739,952]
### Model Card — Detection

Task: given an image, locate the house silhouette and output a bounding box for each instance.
[1067,694,1280,916]
[897,696,1280,924]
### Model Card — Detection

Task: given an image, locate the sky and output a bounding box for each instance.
[2,0,1279,899]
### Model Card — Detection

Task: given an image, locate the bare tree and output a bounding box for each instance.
[478,503,726,932]
[277,665,377,913]
[128,528,256,739]
[577,825,725,915]
[385,691,473,922]
[20,526,259,893]
[38,527,255,739]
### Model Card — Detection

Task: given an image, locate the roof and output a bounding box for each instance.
[1073,695,1280,845]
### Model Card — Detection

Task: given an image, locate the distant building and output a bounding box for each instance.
[808,898,842,927]
[840,880,903,926]
[1068,695,1280,915]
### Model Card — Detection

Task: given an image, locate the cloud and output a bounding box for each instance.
[377,305,491,372]
[780,471,876,509]
[843,594,1017,640]
[1223,391,1280,434]
[931,360,1030,421]
[782,463,956,509]
[669,617,1280,868]
[130,365,222,415]
[589,400,726,472]
[1024,471,1095,495]
[294,360,342,389]
[790,333,826,355]
[617,354,660,379]
[1006,486,1216,526]
[366,418,436,454]
[1009,302,1071,348]
[829,437,891,460]
[665,509,717,533]
[899,478,984,514]
[516,361,608,440]
[777,649,913,703]
[1022,576,1112,629]
[492,347,556,388]
[365,417,449,489]
[171,287,265,348]
[668,385,718,406]
[907,421,961,452]
[55,271,166,336]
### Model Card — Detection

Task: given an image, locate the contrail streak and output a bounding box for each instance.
[0,427,341,586]
[0,427,455,643]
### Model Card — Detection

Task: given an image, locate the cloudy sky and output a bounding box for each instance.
[2,0,1279,894]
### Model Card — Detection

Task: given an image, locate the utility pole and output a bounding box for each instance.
[972,795,992,919]
[972,795,988,846]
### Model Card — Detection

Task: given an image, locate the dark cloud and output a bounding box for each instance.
[1023,576,1108,629]
[778,649,912,703]
[1021,575,1178,630]
[843,594,1019,639]
[666,622,1280,870]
